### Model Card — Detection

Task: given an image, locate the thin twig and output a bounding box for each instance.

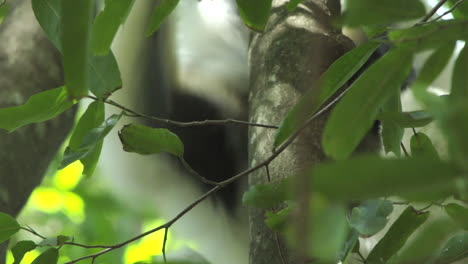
[179,157,220,186]
[275,233,287,264]
[265,164,271,182]
[433,0,466,21]
[419,0,450,23]
[162,228,169,262]
[21,226,46,239]
[401,142,410,157]
[86,95,279,129]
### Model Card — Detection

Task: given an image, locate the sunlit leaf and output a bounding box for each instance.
[67,101,105,177]
[312,155,461,201]
[367,206,429,263]
[0,212,20,243]
[61,0,93,98]
[32,0,122,99]
[147,0,179,35]
[349,199,393,237]
[61,113,122,169]
[236,0,272,31]
[410,132,439,159]
[390,20,468,51]
[322,48,413,160]
[275,41,380,148]
[342,0,425,26]
[0,87,75,132]
[12,240,37,264]
[445,203,468,230]
[435,231,468,264]
[242,179,290,209]
[91,0,135,55]
[31,248,59,264]
[118,124,184,157]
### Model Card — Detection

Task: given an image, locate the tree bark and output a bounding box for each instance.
[248,0,353,263]
[0,0,75,262]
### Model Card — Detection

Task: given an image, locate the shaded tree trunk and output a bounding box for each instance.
[0,0,75,262]
[248,0,353,263]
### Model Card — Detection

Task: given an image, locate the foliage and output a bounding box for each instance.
[1,0,468,263]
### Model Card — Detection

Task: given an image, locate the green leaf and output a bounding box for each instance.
[67,101,105,177]
[242,179,290,209]
[381,89,403,156]
[367,206,429,263]
[31,248,59,264]
[265,206,293,232]
[451,43,468,103]
[91,0,135,55]
[0,212,20,243]
[342,0,425,27]
[60,113,122,169]
[445,203,468,230]
[447,0,468,19]
[147,0,179,35]
[377,110,433,128]
[390,20,468,51]
[410,132,439,159]
[118,124,184,156]
[286,0,303,11]
[32,0,122,99]
[392,218,458,263]
[338,229,359,262]
[39,235,72,247]
[322,48,413,160]
[0,87,75,132]
[12,240,37,264]
[435,231,468,264]
[275,41,380,148]
[61,0,93,98]
[236,0,272,31]
[349,199,393,237]
[312,155,461,201]
[288,195,347,262]
[0,2,9,25]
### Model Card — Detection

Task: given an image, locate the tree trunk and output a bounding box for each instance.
[248,0,353,263]
[0,0,75,262]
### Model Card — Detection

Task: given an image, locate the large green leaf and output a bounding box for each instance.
[0,212,20,243]
[312,155,461,201]
[349,199,393,237]
[31,248,59,264]
[60,113,122,169]
[410,132,439,159]
[445,203,468,230]
[392,218,458,263]
[390,20,468,51]
[32,0,122,99]
[118,124,184,157]
[342,0,425,26]
[11,240,37,264]
[236,0,272,31]
[61,0,93,98]
[91,0,135,55]
[377,110,433,128]
[147,0,179,35]
[322,48,413,160]
[67,101,105,177]
[366,206,429,263]
[0,87,75,132]
[435,231,468,264]
[381,89,403,156]
[275,41,380,148]
[242,179,290,209]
